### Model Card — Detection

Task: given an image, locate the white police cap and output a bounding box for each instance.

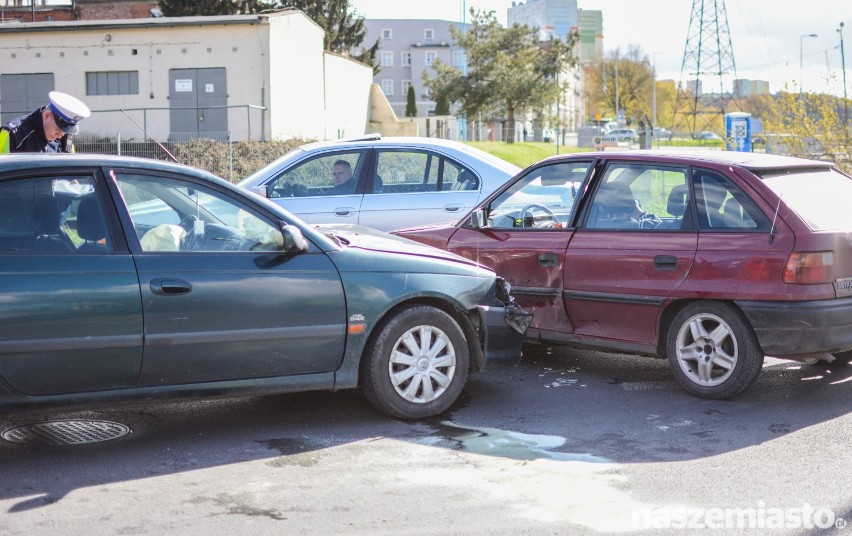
[48,91,91,136]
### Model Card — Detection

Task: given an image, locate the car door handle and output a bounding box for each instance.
[654,255,678,271]
[334,207,356,216]
[539,253,559,267]
[443,203,465,212]
[150,278,192,296]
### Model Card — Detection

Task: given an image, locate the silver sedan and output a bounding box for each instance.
[237,135,520,231]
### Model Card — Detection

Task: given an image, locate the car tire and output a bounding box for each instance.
[666,302,764,399]
[360,305,470,419]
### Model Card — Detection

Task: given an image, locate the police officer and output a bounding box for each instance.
[0,91,90,153]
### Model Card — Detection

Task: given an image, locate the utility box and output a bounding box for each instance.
[725,112,752,152]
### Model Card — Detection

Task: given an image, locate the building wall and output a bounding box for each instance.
[0,11,371,142]
[266,12,327,141]
[361,19,462,118]
[577,9,602,65]
[324,53,373,139]
[508,0,579,42]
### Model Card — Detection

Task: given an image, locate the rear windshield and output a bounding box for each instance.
[757,167,852,230]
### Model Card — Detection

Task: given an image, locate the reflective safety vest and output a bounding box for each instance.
[0,129,10,154]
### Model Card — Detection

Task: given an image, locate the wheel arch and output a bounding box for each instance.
[358,297,484,389]
[656,298,751,357]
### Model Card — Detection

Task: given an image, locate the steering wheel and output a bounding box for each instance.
[518,203,558,228]
[179,214,203,251]
[638,212,663,229]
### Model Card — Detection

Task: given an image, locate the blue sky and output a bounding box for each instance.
[349,0,852,95]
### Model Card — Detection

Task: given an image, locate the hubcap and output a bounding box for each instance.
[675,313,738,386]
[388,325,456,404]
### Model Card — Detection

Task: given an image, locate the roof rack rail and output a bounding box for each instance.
[335,133,382,143]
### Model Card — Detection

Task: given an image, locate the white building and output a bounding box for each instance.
[0,10,374,142]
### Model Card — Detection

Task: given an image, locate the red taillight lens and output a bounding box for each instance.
[783,251,834,284]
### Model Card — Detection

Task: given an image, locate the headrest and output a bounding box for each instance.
[667,184,689,217]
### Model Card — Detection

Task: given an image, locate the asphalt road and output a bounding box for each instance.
[1,346,851,535]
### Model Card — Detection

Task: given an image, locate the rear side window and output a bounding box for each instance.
[693,170,769,231]
[758,168,852,230]
[0,176,110,254]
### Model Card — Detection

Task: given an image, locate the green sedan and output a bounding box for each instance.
[0,154,529,420]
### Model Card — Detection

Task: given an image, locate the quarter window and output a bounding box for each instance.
[693,169,768,231]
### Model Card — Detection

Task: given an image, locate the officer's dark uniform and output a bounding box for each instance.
[0,107,72,153]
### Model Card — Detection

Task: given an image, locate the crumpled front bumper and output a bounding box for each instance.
[476,278,533,365]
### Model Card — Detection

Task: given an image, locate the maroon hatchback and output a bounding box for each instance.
[394,150,852,399]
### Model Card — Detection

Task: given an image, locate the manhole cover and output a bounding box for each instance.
[1,420,130,445]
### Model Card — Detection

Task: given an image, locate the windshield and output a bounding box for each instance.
[757,167,852,230]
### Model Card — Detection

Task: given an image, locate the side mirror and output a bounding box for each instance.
[249,185,269,198]
[280,223,308,252]
[469,208,487,229]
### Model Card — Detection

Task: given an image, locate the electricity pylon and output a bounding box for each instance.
[672,0,741,137]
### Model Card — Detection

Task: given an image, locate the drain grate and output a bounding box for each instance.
[1,420,130,445]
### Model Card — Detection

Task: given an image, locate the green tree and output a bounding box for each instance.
[585,45,653,127]
[159,0,273,16]
[405,84,417,117]
[434,93,450,116]
[424,9,577,143]
[763,86,852,173]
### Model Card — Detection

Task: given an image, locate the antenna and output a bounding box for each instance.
[119,109,180,163]
[768,194,782,245]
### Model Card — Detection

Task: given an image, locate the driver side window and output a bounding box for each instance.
[114,173,283,253]
[482,162,591,230]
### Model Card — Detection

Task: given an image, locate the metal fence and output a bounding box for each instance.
[74,134,310,183]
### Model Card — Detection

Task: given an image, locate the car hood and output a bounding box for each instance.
[313,223,481,269]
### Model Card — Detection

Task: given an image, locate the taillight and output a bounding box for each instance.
[783,251,834,284]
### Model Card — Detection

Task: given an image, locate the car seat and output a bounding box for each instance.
[33,194,74,252]
[452,170,480,191]
[76,194,109,252]
[665,183,693,229]
[588,182,639,229]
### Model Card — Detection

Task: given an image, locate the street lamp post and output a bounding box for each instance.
[800,33,818,94]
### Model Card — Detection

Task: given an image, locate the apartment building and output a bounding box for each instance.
[362,19,464,118]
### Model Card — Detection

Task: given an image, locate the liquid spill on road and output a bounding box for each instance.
[417,420,610,463]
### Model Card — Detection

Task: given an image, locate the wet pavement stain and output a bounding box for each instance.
[416,420,610,463]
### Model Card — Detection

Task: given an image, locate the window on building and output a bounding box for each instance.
[452,50,465,68]
[86,71,139,96]
[402,80,413,95]
[424,29,435,40]
[381,28,392,40]
[381,51,394,67]
[425,51,437,66]
[401,51,411,66]
[381,79,394,96]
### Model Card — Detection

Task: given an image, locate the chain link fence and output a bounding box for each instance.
[73,133,313,184]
